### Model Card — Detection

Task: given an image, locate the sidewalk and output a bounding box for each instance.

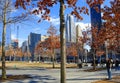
[0,64,120,83]
[93,76,120,83]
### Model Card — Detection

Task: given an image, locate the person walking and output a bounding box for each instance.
[106,58,112,80]
[115,59,119,71]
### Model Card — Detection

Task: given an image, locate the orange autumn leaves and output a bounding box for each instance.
[15,0,120,55]
[35,25,60,57]
[0,46,31,58]
[15,0,89,21]
[66,43,77,57]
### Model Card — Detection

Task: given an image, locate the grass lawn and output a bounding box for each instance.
[0,61,77,69]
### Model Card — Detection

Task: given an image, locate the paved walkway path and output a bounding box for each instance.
[0,67,120,83]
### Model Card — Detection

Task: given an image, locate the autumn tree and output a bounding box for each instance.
[5,46,14,61]
[78,25,104,70]
[91,27,100,70]
[66,43,77,63]
[102,0,120,57]
[15,0,95,83]
[86,0,106,70]
[46,25,60,68]
[76,25,83,65]
[16,48,23,61]
[75,25,91,67]
[87,0,120,63]
[34,41,44,62]
[24,51,31,61]
[0,0,30,79]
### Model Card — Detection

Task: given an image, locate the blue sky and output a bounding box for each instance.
[1,0,110,47]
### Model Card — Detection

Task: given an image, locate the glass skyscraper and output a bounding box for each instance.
[11,39,18,49]
[90,4,102,30]
[28,32,41,61]
[66,14,76,43]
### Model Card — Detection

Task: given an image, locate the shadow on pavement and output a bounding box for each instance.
[100,72,120,76]
[30,75,56,80]
[67,78,105,81]
[6,67,47,71]
[0,75,57,83]
[27,75,57,83]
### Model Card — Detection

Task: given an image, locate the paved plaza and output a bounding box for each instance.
[0,66,120,83]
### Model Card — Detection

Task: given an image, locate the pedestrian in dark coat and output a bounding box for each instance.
[115,59,119,71]
[106,58,112,80]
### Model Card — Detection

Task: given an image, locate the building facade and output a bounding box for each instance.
[28,32,41,61]
[76,24,83,37]
[90,4,102,30]
[66,14,76,43]
[21,41,28,53]
[11,39,18,49]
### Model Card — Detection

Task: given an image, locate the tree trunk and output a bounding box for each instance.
[93,49,96,70]
[76,26,80,67]
[60,0,66,83]
[2,22,7,79]
[39,54,40,62]
[52,49,55,68]
[1,1,7,78]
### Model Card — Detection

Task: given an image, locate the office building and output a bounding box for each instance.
[76,24,83,37]
[11,39,18,49]
[66,14,76,42]
[21,41,28,53]
[90,4,102,30]
[28,32,41,61]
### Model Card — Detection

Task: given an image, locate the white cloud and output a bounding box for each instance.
[33,28,40,32]
[11,9,17,13]
[36,13,60,26]
[101,12,103,17]
[36,14,42,18]
[75,22,91,30]
[50,17,60,26]
[32,27,43,34]
[11,34,16,39]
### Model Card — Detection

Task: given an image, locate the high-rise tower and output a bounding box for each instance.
[90,4,102,30]
[66,14,76,42]
[28,32,41,61]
